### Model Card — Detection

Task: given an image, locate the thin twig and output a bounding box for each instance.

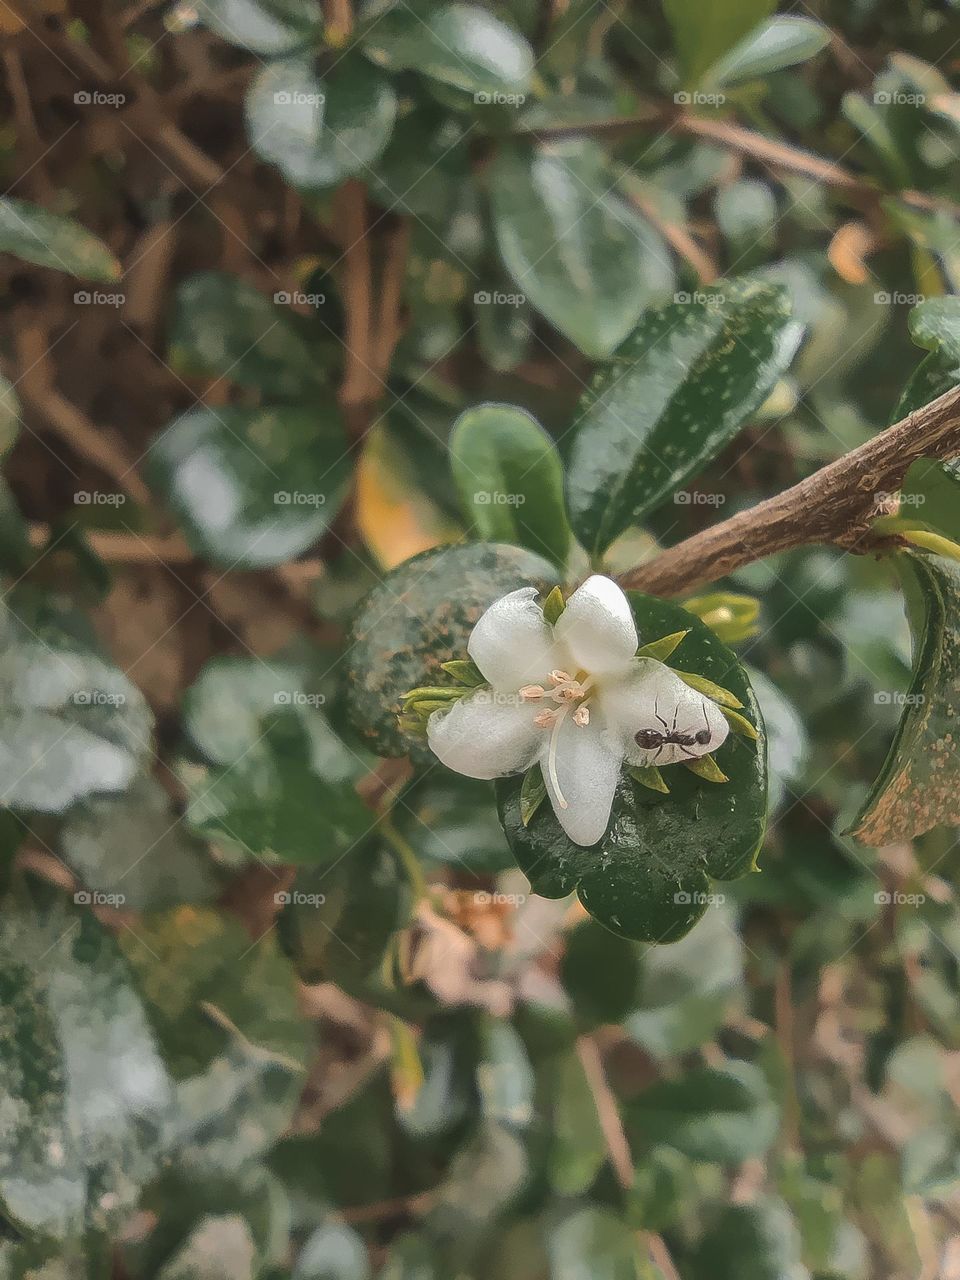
[618,383,960,598]
[335,180,377,439]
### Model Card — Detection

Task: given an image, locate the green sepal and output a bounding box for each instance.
[683,591,761,644]
[401,685,469,703]
[636,630,689,662]
[519,764,548,827]
[628,764,670,794]
[721,706,759,740]
[542,586,566,626]
[685,754,729,784]
[672,669,744,709]
[440,659,486,686]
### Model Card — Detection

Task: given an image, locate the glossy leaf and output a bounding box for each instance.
[704,16,830,87]
[489,141,674,359]
[344,541,556,757]
[449,404,570,567]
[497,592,767,943]
[0,592,152,813]
[690,1199,809,1280]
[168,272,329,399]
[146,403,350,568]
[363,2,533,96]
[0,198,120,281]
[246,55,397,190]
[565,280,802,555]
[663,0,776,86]
[561,920,640,1026]
[0,888,171,1240]
[849,552,960,845]
[199,0,321,54]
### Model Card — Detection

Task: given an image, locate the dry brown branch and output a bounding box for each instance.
[618,383,960,598]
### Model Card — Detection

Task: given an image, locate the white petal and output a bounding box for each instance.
[468,587,558,691]
[598,659,729,767]
[555,575,638,678]
[427,689,541,780]
[539,715,622,847]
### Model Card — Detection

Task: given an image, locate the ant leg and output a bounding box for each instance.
[654,694,669,732]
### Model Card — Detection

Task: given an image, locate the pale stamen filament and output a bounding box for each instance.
[545,677,594,808]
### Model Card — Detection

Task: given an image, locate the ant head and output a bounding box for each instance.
[634,728,663,750]
[694,727,712,746]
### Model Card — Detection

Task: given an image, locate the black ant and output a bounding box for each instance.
[634,696,713,762]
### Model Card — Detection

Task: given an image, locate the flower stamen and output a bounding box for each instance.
[534,708,559,728]
[519,684,546,701]
[548,670,573,686]
[573,705,589,727]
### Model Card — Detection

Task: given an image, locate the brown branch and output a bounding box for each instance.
[618,383,960,598]
[334,180,377,440]
[522,109,960,218]
[622,186,718,284]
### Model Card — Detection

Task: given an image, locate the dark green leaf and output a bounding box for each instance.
[547,1049,606,1196]
[394,773,515,872]
[0,594,152,813]
[690,1199,809,1280]
[489,141,674,359]
[704,16,830,87]
[663,0,776,86]
[849,552,960,845]
[146,403,350,568]
[0,198,120,281]
[449,404,570,567]
[168,272,329,399]
[626,1061,778,1162]
[0,889,171,1240]
[546,1206,641,1280]
[60,776,217,911]
[477,1018,534,1129]
[497,592,766,943]
[199,0,321,54]
[344,542,556,757]
[363,3,533,95]
[902,457,960,540]
[246,55,397,190]
[565,280,802,555]
[119,904,310,1077]
[561,920,640,1026]
[183,713,370,866]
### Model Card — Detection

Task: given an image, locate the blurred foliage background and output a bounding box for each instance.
[2,0,960,1277]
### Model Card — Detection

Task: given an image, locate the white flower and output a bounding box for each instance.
[426,575,729,847]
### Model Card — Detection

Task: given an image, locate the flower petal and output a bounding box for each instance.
[427,689,542,780]
[539,715,621,847]
[467,587,558,690]
[598,658,730,767]
[555,575,638,677]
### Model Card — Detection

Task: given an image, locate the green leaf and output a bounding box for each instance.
[685,753,728,783]
[637,629,689,661]
[849,552,960,845]
[183,712,370,866]
[542,586,566,625]
[394,772,515,872]
[0,887,171,1240]
[683,591,761,643]
[671,669,744,708]
[60,776,217,911]
[561,920,640,1026]
[168,272,329,399]
[246,54,397,190]
[690,1199,809,1280]
[663,0,776,87]
[363,2,533,96]
[626,1060,778,1163]
[489,141,674,359]
[496,592,767,943]
[0,593,152,813]
[624,903,743,1058]
[477,1018,535,1129]
[704,16,830,87]
[440,659,486,686]
[546,1206,642,1280]
[0,198,120,281]
[629,763,670,794]
[565,280,802,555]
[119,905,310,1077]
[519,763,548,828]
[747,667,808,812]
[902,457,960,540]
[449,404,570,567]
[198,0,321,54]
[294,1222,371,1280]
[146,403,349,568]
[344,542,556,758]
[547,1049,606,1196]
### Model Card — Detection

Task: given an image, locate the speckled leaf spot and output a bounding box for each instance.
[565,278,804,556]
[0,198,120,282]
[495,591,767,944]
[849,551,960,845]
